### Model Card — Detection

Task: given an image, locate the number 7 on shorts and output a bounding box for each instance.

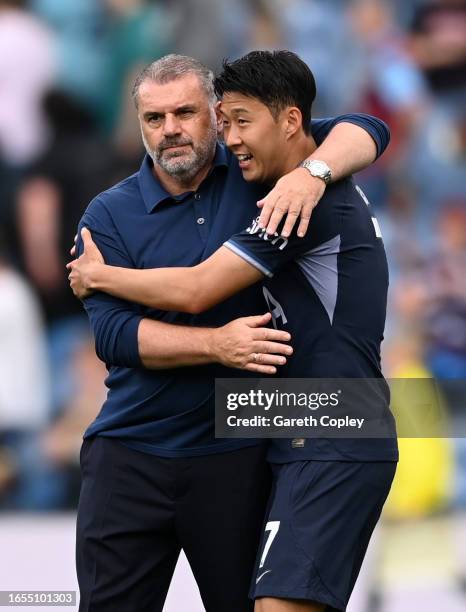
[259,521,280,568]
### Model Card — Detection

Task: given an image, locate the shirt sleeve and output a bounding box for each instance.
[310,113,390,159]
[76,197,144,368]
[224,183,343,278]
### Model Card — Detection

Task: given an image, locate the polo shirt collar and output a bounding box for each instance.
[138,143,229,213]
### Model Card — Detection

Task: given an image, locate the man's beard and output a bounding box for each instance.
[141,123,217,184]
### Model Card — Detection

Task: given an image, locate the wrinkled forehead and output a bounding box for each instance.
[137,73,212,113]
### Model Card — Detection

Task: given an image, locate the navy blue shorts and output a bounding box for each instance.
[250,460,396,611]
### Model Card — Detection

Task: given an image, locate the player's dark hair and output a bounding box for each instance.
[215,50,316,135]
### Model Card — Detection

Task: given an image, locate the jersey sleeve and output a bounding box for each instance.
[224,183,343,277]
[311,114,390,159]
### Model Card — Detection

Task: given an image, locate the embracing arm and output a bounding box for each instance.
[307,120,377,178]
[74,204,290,374]
[71,228,262,314]
[257,113,389,237]
[138,312,291,373]
[87,292,288,374]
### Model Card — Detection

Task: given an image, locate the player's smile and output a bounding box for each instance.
[236,152,254,170]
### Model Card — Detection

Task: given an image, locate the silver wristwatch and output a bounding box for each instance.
[299,160,332,185]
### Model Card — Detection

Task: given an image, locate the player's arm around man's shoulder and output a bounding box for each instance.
[257,113,389,238]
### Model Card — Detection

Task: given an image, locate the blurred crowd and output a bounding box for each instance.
[0,0,465,514]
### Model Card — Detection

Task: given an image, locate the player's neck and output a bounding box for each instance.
[280,134,317,178]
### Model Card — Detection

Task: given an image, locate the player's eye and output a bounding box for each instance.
[237,118,249,126]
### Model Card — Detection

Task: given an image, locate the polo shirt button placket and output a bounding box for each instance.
[194,192,208,240]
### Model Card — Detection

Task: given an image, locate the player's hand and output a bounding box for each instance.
[66,228,105,299]
[211,313,293,375]
[256,167,326,238]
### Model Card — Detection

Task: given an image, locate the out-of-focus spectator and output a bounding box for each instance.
[221,0,268,59]
[382,337,454,520]
[385,194,466,510]
[409,0,466,101]
[102,0,170,156]
[0,0,56,167]
[168,0,232,71]
[276,0,363,115]
[0,230,51,508]
[17,90,125,327]
[0,234,49,433]
[389,0,424,28]
[30,0,107,114]
[246,0,282,51]
[37,334,106,507]
[42,338,106,466]
[0,332,106,510]
[379,180,424,282]
[409,104,466,216]
[0,0,56,259]
[0,222,105,510]
[347,0,429,208]
[388,200,466,379]
[16,90,126,416]
[168,0,269,71]
[424,203,466,379]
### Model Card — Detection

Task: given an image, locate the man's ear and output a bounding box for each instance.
[215,100,224,135]
[284,107,303,140]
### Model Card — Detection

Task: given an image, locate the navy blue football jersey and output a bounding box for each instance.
[224,178,398,462]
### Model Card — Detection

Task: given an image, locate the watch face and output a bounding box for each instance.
[300,160,331,183]
[311,161,327,174]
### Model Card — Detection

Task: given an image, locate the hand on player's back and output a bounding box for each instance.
[67,228,105,299]
[210,312,293,375]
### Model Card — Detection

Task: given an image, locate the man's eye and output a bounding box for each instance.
[238,119,249,126]
[148,116,162,124]
[179,110,194,117]
[223,121,231,128]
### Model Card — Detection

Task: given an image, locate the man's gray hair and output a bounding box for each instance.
[132,54,216,108]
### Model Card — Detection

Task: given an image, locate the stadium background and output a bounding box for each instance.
[0,0,465,610]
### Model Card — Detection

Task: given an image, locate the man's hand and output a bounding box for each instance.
[209,312,293,375]
[257,168,326,238]
[66,228,105,299]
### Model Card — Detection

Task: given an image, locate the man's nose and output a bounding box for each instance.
[224,125,242,148]
[163,114,182,136]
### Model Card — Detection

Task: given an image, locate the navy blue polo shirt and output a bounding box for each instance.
[77,115,390,458]
[225,178,398,462]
